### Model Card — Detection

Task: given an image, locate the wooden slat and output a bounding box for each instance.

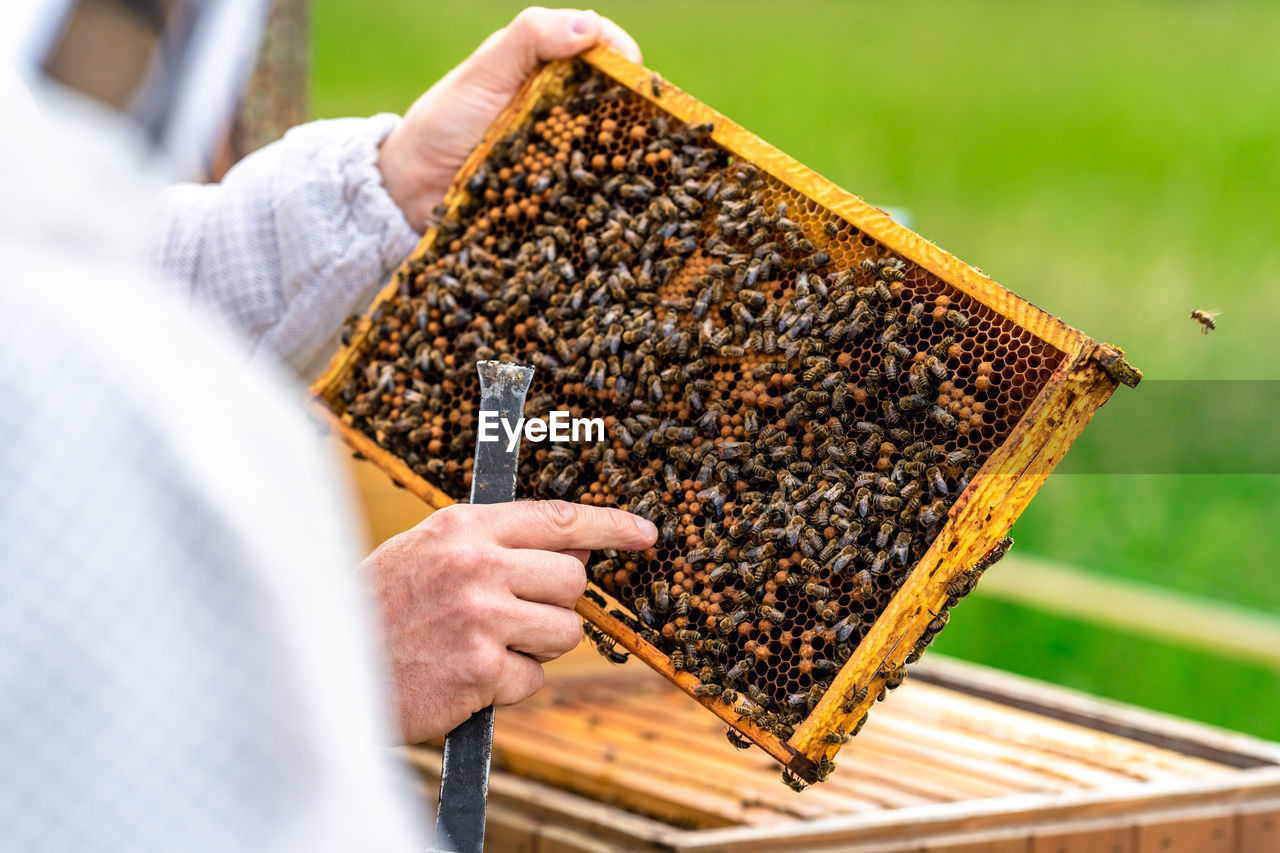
[480,668,1255,836]
[481,804,538,853]
[497,708,850,823]
[538,824,648,853]
[520,702,876,816]
[492,720,752,827]
[911,657,1280,769]
[923,834,1029,853]
[1029,821,1134,853]
[1236,800,1280,853]
[1135,807,1236,852]
[850,716,1104,792]
[862,712,1140,789]
[565,692,936,811]
[898,681,1228,780]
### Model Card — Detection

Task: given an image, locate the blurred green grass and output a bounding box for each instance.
[312,0,1280,737]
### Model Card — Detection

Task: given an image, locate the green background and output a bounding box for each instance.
[311,0,1280,739]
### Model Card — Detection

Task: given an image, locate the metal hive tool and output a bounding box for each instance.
[311,47,1139,786]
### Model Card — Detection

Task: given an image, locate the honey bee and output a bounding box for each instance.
[693,683,723,698]
[927,404,957,429]
[975,535,1015,572]
[781,769,809,792]
[635,596,657,628]
[649,72,664,97]
[816,756,837,782]
[725,729,752,750]
[840,684,870,714]
[1190,309,1220,335]
[759,605,786,624]
[726,656,754,682]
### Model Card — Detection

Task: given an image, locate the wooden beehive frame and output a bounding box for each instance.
[312,46,1135,783]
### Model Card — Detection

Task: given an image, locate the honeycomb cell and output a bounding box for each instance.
[332,60,1063,743]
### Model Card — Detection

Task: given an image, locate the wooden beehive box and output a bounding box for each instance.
[404,658,1280,852]
[312,46,1140,784]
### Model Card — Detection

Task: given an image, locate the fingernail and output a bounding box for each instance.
[571,11,593,35]
[635,516,657,540]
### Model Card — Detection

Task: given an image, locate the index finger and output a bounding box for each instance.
[487,500,657,552]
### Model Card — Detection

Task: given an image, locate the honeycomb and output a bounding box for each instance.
[329,59,1067,781]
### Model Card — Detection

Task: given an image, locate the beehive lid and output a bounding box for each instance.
[473,664,1234,829]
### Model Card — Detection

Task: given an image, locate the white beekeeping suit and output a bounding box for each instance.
[0,1,429,849]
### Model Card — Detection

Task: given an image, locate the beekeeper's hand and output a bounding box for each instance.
[364,499,657,743]
[378,6,642,232]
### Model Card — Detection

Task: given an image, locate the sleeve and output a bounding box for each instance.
[150,115,422,375]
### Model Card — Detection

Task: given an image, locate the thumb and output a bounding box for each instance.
[462,8,642,92]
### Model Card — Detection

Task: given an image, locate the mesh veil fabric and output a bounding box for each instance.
[0,83,430,851]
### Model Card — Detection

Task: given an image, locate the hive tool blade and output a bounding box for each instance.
[433,360,535,853]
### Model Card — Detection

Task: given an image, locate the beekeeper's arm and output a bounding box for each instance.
[151,8,641,377]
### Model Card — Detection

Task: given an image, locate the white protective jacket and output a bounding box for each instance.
[0,79,429,851]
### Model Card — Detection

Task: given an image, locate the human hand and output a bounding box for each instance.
[378,6,642,231]
[364,499,657,743]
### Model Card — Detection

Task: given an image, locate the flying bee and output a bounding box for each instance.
[1190,309,1220,335]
